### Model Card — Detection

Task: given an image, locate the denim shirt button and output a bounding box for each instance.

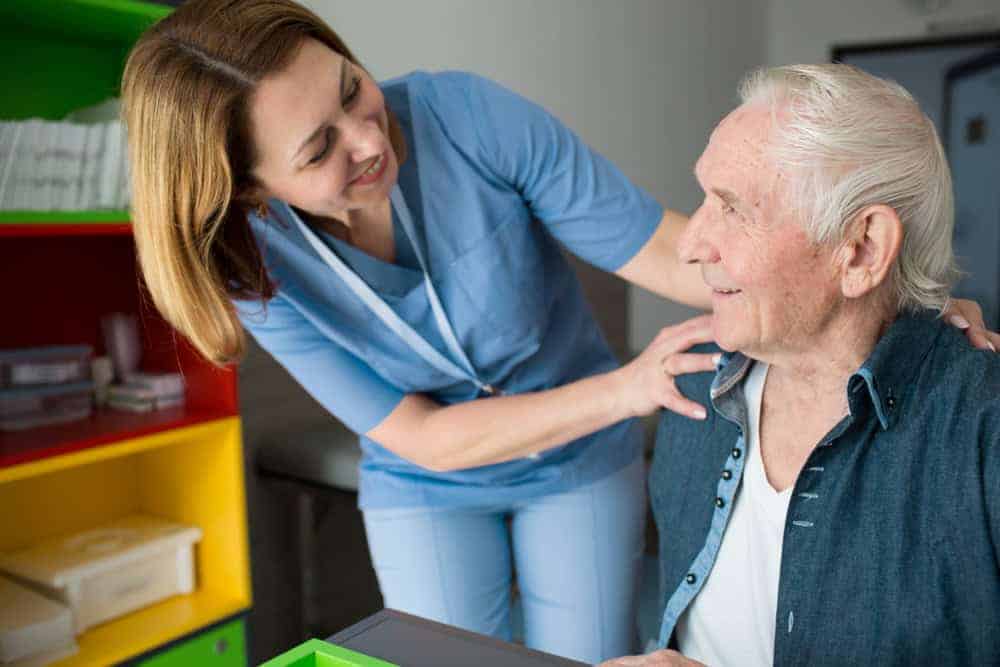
[732,448,742,459]
[715,497,725,508]
[722,469,733,480]
[686,573,697,584]
[887,396,896,410]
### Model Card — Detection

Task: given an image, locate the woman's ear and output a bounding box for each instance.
[234,181,270,218]
[838,204,904,300]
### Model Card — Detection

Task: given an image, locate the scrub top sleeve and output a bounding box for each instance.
[235,294,405,435]
[453,72,664,272]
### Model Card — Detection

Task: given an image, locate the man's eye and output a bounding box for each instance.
[721,203,737,215]
[308,128,332,165]
[343,75,361,106]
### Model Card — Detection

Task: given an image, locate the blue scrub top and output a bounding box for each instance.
[237,71,664,509]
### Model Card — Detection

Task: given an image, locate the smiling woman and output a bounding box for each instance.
[250,40,401,219]
[247,38,405,263]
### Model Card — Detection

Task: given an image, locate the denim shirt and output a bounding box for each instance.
[649,312,1000,666]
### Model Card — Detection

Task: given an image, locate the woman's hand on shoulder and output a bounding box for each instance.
[611,314,718,421]
[945,298,999,352]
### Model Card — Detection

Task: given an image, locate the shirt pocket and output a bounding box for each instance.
[446,214,547,360]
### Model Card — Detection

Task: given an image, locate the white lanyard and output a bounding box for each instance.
[290,187,499,395]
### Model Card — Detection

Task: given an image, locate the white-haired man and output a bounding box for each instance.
[604,64,1000,666]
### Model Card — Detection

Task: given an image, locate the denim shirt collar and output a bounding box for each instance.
[707,310,945,433]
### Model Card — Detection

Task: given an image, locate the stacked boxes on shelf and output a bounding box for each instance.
[0,575,77,665]
[108,372,186,413]
[0,515,203,665]
[0,346,94,432]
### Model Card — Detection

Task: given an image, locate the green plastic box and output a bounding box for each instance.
[260,639,398,667]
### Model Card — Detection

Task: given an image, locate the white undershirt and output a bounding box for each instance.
[676,362,791,667]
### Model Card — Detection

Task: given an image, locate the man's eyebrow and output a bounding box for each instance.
[291,58,349,162]
[712,188,742,206]
[693,162,743,206]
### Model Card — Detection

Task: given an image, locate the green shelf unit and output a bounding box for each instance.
[137,617,248,667]
[0,0,170,121]
[0,0,170,227]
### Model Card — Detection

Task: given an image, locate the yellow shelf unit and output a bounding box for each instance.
[0,417,252,666]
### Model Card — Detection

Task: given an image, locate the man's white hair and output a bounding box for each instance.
[739,64,960,313]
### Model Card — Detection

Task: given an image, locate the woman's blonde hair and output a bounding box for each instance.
[122,0,366,364]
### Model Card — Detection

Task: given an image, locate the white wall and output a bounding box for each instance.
[300,0,768,353]
[296,1,1000,354]
[767,0,1000,66]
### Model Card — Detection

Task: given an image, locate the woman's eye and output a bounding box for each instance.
[305,74,361,166]
[343,75,361,106]
[308,128,332,165]
[721,203,736,215]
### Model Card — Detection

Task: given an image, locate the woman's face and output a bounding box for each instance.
[249,38,398,218]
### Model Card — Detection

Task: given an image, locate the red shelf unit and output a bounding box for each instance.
[0,222,238,469]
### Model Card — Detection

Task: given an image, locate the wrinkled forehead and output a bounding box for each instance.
[698,105,774,177]
[696,104,786,201]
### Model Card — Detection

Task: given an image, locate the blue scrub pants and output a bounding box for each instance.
[361,454,646,664]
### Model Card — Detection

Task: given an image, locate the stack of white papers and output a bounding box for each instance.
[0,116,129,212]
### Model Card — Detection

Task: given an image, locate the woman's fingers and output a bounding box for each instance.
[656,356,712,420]
[618,314,718,419]
[652,324,716,364]
[946,299,998,352]
[662,351,720,377]
[965,324,999,353]
[986,329,1000,354]
[643,316,718,420]
[651,314,714,348]
[660,386,708,420]
[947,297,983,328]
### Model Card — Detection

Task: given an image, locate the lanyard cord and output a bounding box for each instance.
[288,189,497,394]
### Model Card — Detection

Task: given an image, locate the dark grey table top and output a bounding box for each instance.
[328,609,589,667]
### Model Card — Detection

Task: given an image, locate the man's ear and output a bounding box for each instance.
[837,205,903,300]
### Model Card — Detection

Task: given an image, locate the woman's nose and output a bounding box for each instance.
[341,117,383,163]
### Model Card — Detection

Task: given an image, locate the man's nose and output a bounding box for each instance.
[677,206,721,265]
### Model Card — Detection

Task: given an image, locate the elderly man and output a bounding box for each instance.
[605,64,1000,666]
